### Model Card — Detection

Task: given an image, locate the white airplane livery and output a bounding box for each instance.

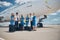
[0,0,60,19]
[0,0,60,26]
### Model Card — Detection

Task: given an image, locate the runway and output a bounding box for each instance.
[0,25,60,40]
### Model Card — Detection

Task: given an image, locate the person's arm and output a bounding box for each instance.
[14,16,16,21]
[18,16,20,22]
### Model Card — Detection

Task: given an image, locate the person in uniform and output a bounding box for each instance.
[9,13,15,32]
[10,13,15,25]
[26,14,30,27]
[20,14,24,30]
[32,13,37,31]
[15,12,19,31]
[30,13,33,30]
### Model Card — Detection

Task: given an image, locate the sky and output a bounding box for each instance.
[0,0,15,12]
[42,10,60,25]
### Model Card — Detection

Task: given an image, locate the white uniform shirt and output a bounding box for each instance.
[28,16,33,26]
[30,16,33,21]
[15,15,19,21]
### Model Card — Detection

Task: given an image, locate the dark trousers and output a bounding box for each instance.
[15,21,19,31]
[31,21,33,29]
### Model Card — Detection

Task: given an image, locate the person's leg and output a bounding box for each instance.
[15,21,18,31]
[23,25,24,30]
[31,21,33,29]
[21,24,24,30]
[33,26,36,31]
[34,26,37,31]
[33,22,36,31]
[19,23,21,30]
[26,22,28,27]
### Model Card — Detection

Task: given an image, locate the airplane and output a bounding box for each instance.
[0,0,60,26]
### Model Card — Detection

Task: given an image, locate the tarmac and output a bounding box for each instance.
[0,25,60,40]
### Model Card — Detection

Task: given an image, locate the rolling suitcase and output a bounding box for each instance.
[24,26,29,30]
[24,27,32,31]
[9,25,15,32]
[19,24,24,31]
[28,27,32,31]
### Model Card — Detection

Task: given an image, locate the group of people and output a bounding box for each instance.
[9,12,37,32]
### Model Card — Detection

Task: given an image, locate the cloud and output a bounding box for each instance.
[50,13,57,15]
[52,18,58,21]
[0,1,12,7]
[57,10,60,12]
[15,0,35,4]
